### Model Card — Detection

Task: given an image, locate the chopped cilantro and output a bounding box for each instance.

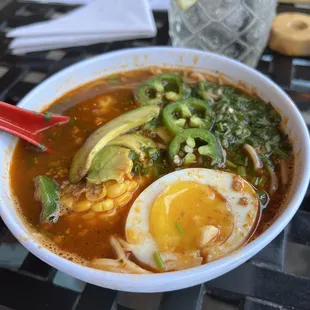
[175,222,184,235]
[129,150,139,160]
[142,118,159,132]
[259,154,274,167]
[43,112,53,121]
[69,119,78,126]
[48,161,59,168]
[198,83,291,170]
[257,190,269,209]
[27,156,37,165]
[142,167,149,175]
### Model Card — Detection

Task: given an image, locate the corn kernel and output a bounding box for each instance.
[127,180,138,192]
[105,180,116,187]
[92,199,115,212]
[81,211,96,220]
[99,208,116,219]
[85,183,107,201]
[107,182,128,198]
[115,192,133,207]
[73,200,93,212]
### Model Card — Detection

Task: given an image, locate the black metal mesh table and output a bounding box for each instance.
[0,1,309,309]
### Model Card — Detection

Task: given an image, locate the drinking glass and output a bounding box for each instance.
[169,0,277,67]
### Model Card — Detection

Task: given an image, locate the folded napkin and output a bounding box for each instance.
[22,0,169,10]
[8,0,157,54]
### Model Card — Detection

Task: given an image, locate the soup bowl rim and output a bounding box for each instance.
[0,47,309,292]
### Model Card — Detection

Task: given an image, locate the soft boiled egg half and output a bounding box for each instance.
[124,168,260,272]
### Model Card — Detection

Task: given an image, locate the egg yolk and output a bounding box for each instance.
[149,181,234,253]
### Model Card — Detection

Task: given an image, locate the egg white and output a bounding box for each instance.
[125,168,260,271]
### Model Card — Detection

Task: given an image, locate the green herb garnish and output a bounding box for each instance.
[43,112,53,121]
[142,118,159,132]
[259,154,274,167]
[202,84,290,167]
[129,150,139,161]
[252,177,260,186]
[274,148,290,160]
[237,166,246,177]
[226,160,237,169]
[48,161,59,168]
[257,190,269,209]
[27,156,37,165]
[142,167,149,175]
[129,151,143,178]
[258,175,267,187]
[152,167,160,178]
[69,119,78,126]
[175,222,184,235]
[153,252,166,271]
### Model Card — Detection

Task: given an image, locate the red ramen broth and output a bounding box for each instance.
[10,68,293,273]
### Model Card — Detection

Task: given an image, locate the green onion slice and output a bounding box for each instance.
[237,166,246,177]
[175,222,185,235]
[153,252,166,271]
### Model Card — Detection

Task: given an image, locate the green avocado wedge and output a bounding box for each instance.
[69,106,160,183]
[87,146,133,184]
[107,133,156,154]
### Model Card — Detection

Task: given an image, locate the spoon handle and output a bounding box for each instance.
[0,101,70,152]
[0,118,49,151]
[0,101,70,133]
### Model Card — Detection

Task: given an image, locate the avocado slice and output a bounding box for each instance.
[87,146,133,184]
[107,133,156,154]
[69,106,160,183]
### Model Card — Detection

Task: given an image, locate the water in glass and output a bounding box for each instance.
[169,0,277,67]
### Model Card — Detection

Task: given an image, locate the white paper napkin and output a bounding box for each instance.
[8,0,157,54]
[19,0,169,11]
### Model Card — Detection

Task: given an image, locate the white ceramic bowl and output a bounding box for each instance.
[0,47,309,292]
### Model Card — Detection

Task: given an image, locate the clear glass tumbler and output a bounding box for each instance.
[169,0,277,67]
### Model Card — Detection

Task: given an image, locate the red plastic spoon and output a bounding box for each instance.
[0,101,70,152]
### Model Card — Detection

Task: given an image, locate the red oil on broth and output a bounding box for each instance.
[10,68,293,273]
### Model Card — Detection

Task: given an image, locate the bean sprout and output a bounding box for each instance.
[266,165,278,195]
[160,251,202,271]
[243,144,263,171]
[91,236,151,274]
[279,159,289,186]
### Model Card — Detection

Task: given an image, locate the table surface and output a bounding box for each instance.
[0,1,310,310]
